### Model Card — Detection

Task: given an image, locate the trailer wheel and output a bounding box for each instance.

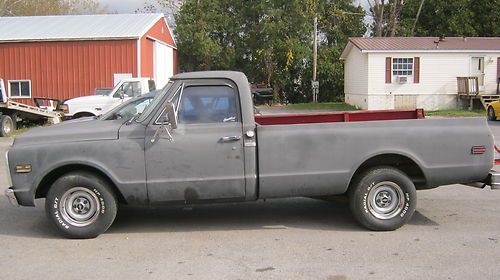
[0,115,14,137]
[487,106,497,121]
[45,171,118,239]
[349,166,416,231]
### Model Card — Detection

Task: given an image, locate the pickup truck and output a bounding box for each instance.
[4,71,499,239]
[62,78,155,118]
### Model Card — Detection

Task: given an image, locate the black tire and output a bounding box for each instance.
[9,113,17,131]
[487,106,497,121]
[0,115,14,137]
[45,171,118,239]
[349,166,416,231]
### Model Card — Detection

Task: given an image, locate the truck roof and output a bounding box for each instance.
[171,71,248,85]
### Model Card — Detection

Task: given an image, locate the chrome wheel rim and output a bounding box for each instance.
[367,182,405,220]
[3,119,12,134]
[60,187,100,227]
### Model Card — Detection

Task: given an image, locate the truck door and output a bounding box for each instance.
[144,81,246,203]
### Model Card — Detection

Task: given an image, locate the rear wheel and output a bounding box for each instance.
[45,171,117,239]
[0,115,14,137]
[488,106,497,121]
[349,166,416,231]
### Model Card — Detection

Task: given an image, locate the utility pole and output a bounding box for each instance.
[312,16,319,103]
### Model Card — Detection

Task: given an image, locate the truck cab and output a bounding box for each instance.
[63,78,155,118]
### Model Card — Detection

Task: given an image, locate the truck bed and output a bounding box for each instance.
[256,117,493,198]
[255,109,425,125]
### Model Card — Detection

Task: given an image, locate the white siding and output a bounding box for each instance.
[344,47,368,109]
[484,56,499,94]
[344,49,500,110]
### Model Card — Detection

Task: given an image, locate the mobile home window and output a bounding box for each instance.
[9,80,31,98]
[392,58,413,76]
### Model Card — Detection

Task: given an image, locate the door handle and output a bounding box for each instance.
[220,136,241,142]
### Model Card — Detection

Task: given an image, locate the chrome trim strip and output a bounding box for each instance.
[244,141,256,147]
[4,188,19,207]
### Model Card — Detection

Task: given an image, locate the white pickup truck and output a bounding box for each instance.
[62,78,155,118]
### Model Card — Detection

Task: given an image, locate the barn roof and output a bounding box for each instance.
[340,37,500,59]
[0,13,171,42]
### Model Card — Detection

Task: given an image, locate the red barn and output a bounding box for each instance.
[0,13,178,105]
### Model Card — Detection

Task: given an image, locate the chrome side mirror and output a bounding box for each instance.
[165,102,178,129]
[151,102,177,143]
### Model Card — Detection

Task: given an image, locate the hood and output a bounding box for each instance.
[14,119,124,146]
[64,95,113,105]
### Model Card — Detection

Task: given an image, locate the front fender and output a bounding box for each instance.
[9,138,148,206]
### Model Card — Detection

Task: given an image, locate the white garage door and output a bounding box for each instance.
[154,41,174,89]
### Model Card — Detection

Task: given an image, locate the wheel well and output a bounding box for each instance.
[35,164,127,204]
[350,154,427,190]
[73,112,96,118]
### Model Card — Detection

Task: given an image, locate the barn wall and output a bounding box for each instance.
[140,18,177,83]
[140,38,154,79]
[0,40,137,105]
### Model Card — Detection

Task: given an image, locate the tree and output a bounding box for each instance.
[398,0,499,37]
[174,0,237,71]
[174,0,365,103]
[368,0,404,37]
[312,0,366,102]
[469,0,500,36]
[0,0,104,16]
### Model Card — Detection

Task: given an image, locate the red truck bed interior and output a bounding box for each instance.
[254,109,425,126]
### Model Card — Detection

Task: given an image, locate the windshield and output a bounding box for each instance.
[136,81,174,123]
[99,96,154,120]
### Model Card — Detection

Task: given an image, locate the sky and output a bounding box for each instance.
[98,0,145,13]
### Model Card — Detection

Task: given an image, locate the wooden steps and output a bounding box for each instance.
[480,95,500,110]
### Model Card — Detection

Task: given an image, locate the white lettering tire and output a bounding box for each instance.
[349,166,416,231]
[45,171,118,239]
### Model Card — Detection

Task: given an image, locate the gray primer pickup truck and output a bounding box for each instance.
[4,71,499,238]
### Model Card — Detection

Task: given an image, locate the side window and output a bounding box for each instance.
[8,80,31,98]
[178,85,238,124]
[114,82,141,98]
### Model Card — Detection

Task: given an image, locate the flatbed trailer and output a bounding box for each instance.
[0,79,62,137]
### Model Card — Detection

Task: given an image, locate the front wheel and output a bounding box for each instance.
[45,172,117,239]
[488,106,497,121]
[349,167,416,231]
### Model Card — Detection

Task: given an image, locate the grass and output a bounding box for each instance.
[283,102,359,111]
[425,109,486,117]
